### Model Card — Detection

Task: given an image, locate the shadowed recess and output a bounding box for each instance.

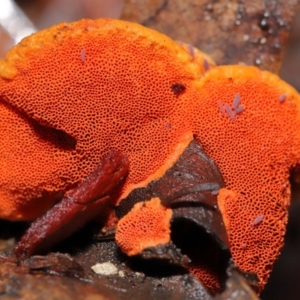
[0,99,77,151]
[171,218,230,294]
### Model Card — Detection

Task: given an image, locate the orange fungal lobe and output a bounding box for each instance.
[0,19,206,220]
[115,197,172,256]
[192,65,300,291]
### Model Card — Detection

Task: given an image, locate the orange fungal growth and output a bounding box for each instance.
[217,188,239,233]
[0,18,300,292]
[115,198,172,256]
[188,256,222,293]
[0,19,207,220]
[0,101,76,220]
[190,65,300,291]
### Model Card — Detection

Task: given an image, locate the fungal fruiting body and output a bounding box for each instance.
[0,99,76,220]
[0,19,299,292]
[0,19,203,221]
[190,66,300,290]
[115,139,227,293]
[116,197,172,256]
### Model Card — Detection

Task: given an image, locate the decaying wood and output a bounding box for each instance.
[121,0,300,73]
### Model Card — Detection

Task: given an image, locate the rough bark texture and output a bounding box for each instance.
[121,0,300,74]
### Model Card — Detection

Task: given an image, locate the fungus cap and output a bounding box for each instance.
[190,65,300,290]
[0,19,208,220]
[115,197,172,256]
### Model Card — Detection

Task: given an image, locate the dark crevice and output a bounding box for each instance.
[261,177,300,300]
[171,218,230,294]
[31,119,77,151]
[116,140,224,219]
[126,254,188,278]
[0,99,77,151]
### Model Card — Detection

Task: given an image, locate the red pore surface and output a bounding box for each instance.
[116,198,172,256]
[190,66,300,290]
[0,19,300,291]
[0,19,203,221]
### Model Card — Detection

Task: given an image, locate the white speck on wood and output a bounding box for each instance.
[118,270,125,277]
[91,262,118,275]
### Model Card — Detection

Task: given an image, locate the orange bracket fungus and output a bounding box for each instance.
[116,197,173,257]
[0,18,300,294]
